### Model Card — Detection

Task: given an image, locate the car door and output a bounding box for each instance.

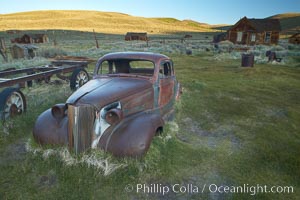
[158,60,176,111]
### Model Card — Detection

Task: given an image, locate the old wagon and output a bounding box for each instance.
[0,61,90,120]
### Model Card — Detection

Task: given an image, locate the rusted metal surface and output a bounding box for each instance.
[66,78,153,109]
[0,65,87,88]
[51,60,89,66]
[0,63,89,120]
[33,108,68,145]
[33,52,181,157]
[241,53,254,67]
[0,68,16,73]
[53,55,96,63]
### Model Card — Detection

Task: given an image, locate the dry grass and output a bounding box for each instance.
[0,10,214,34]
[25,139,126,176]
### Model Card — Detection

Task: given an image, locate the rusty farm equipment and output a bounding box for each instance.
[0,61,90,120]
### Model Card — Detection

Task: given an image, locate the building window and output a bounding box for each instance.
[251,33,256,42]
[265,32,271,43]
[237,32,243,42]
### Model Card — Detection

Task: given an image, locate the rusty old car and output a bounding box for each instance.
[33,52,181,157]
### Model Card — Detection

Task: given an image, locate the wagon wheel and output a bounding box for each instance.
[0,88,27,120]
[70,68,89,90]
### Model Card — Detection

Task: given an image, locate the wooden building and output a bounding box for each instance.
[12,34,49,44]
[125,32,148,41]
[289,33,300,44]
[227,17,281,45]
[22,34,49,43]
[11,44,38,59]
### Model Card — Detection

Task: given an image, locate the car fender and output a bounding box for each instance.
[103,111,164,157]
[33,109,68,145]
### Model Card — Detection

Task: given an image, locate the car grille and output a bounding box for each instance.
[67,104,96,154]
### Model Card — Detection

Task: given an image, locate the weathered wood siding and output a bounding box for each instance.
[11,45,25,59]
[125,32,148,41]
[227,17,280,45]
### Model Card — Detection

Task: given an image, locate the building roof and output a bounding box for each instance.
[230,17,281,32]
[248,18,281,32]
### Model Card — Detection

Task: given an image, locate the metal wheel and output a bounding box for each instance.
[0,88,26,120]
[70,68,89,90]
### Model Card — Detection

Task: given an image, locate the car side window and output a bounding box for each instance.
[99,60,115,74]
[159,61,173,78]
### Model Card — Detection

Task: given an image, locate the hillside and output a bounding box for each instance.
[0,10,214,34]
[212,12,300,32]
[268,13,300,32]
[268,13,300,19]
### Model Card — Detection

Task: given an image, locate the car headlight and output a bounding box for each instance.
[51,103,67,120]
[105,108,123,124]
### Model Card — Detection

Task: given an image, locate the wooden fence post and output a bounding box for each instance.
[0,38,8,62]
[52,31,57,46]
[93,29,99,49]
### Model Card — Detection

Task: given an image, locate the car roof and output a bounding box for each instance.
[98,52,170,63]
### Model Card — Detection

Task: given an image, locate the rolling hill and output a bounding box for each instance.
[268,13,300,32]
[213,12,300,32]
[1,10,298,34]
[0,10,214,34]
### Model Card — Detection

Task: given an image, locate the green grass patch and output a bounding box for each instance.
[1,50,300,199]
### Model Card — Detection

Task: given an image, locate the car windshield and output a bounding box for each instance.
[98,59,154,77]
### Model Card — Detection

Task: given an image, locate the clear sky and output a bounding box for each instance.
[0,0,299,24]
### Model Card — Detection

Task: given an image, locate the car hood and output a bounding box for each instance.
[66,77,153,108]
